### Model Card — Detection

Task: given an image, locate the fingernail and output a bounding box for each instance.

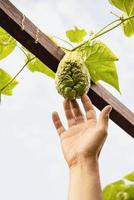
[107,105,112,116]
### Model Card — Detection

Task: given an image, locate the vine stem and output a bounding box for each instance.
[110,11,121,19]
[52,35,74,48]
[60,46,72,52]
[91,18,120,39]
[17,44,29,59]
[0,57,35,93]
[72,14,134,51]
[91,21,122,40]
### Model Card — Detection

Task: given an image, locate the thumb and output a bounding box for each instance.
[98,105,112,131]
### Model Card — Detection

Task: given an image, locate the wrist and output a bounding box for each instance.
[69,154,98,170]
[68,155,102,200]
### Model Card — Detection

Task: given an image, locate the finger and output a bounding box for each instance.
[98,105,112,131]
[52,112,66,136]
[81,94,96,120]
[70,100,85,123]
[63,100,76,127]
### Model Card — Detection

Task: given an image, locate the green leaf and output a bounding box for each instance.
[108,0,134,37]
[123,0,134,16]
[27,58,55,79]
[122,184,134,199]
[83,41,120,92]
[102,180,125,200]
[0,27,16,60]
[0,68,18,95]
[122,14,134,37]
[108,0,125,13]
[66,26,87,43]
[23,47,55,79]
[108,0,134,15]
[117,184,134,200]
[124,172,134,182]
[76,41,91,61]
[103,172,134,200]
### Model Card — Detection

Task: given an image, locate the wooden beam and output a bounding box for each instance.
[88,84,134,138]
[0,0,64,71]
[0,0,134,138]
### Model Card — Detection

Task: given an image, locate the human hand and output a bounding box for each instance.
[52,94,112,168]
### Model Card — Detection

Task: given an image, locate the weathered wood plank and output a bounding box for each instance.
[0,0,64,71]
[89,84,134,137]
[0,0,134,137]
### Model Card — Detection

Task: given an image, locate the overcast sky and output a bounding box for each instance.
[0,0,134,199]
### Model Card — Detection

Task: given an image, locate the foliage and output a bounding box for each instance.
[103,171,134,200]
[0,68,18,95]
[109,0,134,37]
[124,171,134,182]
[0,0,134,98]
[66,26,87,43]
[0,27,16,60]
[23,48,55,79]
[78,41,120,92]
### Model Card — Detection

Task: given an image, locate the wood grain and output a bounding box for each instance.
[0,0,64,71]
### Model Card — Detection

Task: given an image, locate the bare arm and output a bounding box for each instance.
[52,94,112,200]
[68,157,101,200]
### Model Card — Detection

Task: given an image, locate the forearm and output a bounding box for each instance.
[68,157,102,200]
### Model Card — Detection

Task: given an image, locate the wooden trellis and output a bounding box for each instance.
[0,0,134,138]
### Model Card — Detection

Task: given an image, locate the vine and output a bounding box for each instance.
[72,14,134,51]
[0,1,134,198]
[0,57,35,93]
[0,0,134,99]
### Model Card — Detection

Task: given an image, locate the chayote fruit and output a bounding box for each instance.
[55,51,91,99]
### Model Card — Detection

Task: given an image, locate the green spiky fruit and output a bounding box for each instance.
[55,52,90,99]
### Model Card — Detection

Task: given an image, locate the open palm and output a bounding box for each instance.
[52,94,112,168]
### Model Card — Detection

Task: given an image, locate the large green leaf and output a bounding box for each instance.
[108,0,125,12]
[27,58,55,79]
[82,41,120,92]
[124,172,134,182]
[122,0,134,37]
[123,0,134,16]
[0,68,18,95]
[66,26,87,43]
[102,180,125,200]
[76,41,91,61]
[122,184,134,199]
[122,14,134,37]
[0,27,16,60]
[108,0,134,15]
[23,47,55,79]
[108,0,134,37]
[115,184,134,200]
[103,172,134,200]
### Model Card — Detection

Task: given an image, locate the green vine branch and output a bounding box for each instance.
[17,44,29,59]
[72,14,134,51]
[53,35,74,47]
[110,11,121,19]
[91,21,122,40]
[0,57,35,94]
[91,18,121,39]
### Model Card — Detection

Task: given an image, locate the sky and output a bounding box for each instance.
[0,0,134,199]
